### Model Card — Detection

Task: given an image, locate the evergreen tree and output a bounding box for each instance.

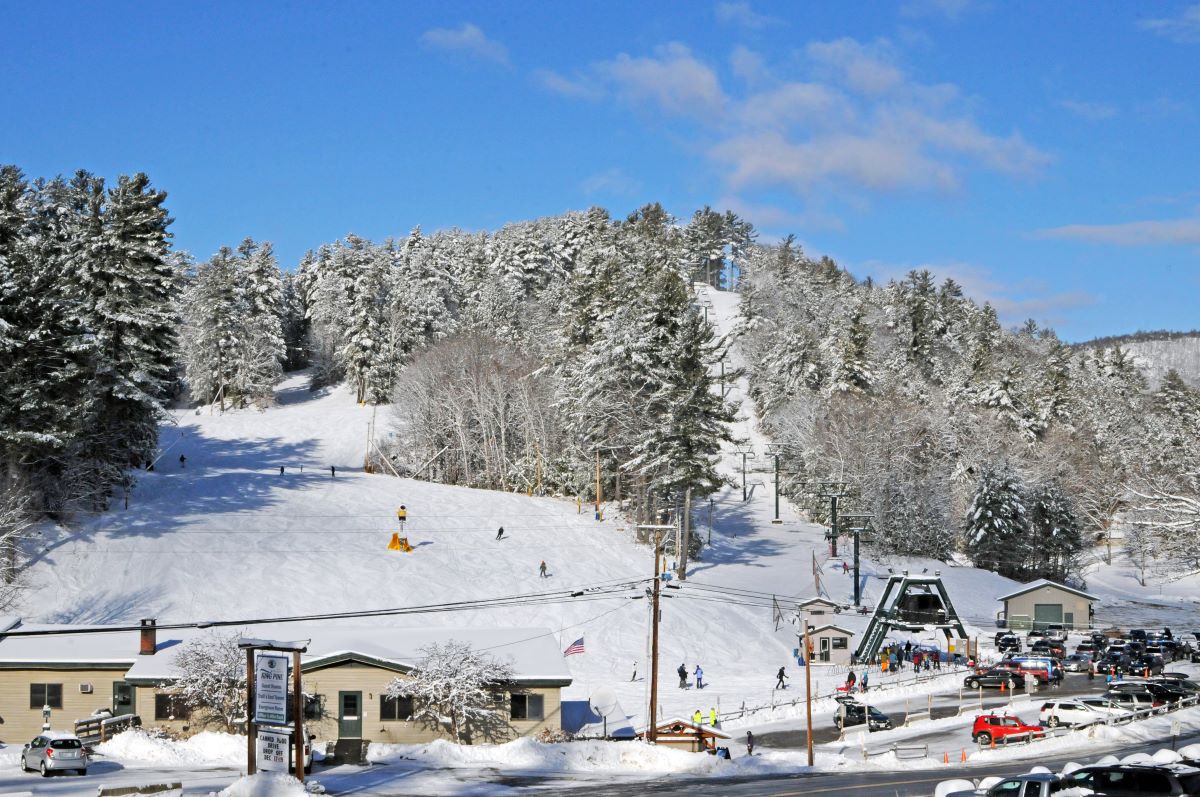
[964,464,1029,578]
[1025,480,1080,581]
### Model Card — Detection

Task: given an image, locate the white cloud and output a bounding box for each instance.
[861,262,1098,326]
[715,1,779,29]
[534,69,601,100]
[1058,99,1118,121]
[420,23,509,65]
[881,108,1050,174]
[712,131,958,192]
[806,38,905,96]
[1035,214,1200,246]
[597,43,725,118]
[1139,4,1200,44]
[730,46,770,84]
[737,82,855,130]
[581,168,642,197]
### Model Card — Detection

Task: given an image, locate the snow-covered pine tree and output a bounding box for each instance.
[964,463,1029,578]
[1024,480,1081,581]
[238,238,286,390]
[385,640,515,743]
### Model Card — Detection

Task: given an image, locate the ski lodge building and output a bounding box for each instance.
[0,618,571,748]
[996,579,1098,631]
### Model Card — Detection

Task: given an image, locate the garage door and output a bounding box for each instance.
[1033,604,1063,629]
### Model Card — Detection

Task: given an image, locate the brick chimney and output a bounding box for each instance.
[139,618,157,655]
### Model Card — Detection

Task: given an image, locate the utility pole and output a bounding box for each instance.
[707,498,714,546]
[595,450,601,519]
[803,622,814,766]
[764,444,796,524]
[677,487,692,581]
[640,524,672,744]
[841,514,873,607]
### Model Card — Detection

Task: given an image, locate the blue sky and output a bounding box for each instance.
[3,0,1198,341]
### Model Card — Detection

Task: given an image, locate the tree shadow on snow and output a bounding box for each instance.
[685,499,788,576]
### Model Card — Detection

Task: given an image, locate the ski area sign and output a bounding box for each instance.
[254,653,289,725]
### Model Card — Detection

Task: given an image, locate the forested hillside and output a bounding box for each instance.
[3,163,1198,603]
[1078,330,1200,388]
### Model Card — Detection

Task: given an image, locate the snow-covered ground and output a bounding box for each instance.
[10,286,1199,792]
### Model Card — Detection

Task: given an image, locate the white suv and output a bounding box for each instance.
[1038,699,1106,727]
[1079,696,1134,718]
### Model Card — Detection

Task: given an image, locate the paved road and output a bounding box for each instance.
[531,730,1200,797]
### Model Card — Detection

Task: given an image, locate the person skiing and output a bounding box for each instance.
[746,731,754,756]
[630,661,638,681]
[775,666,788,690]
[694,664,704,690]
[330,465,336,477]
[677,663,688,689]
[539,560,548,578]
[496,526,505,540]
[179,454,186,468]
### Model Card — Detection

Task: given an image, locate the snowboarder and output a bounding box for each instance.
[694,664,704,690]
[179,454,186,468]
[330,465,336,477]
[678,663,688,689]
[775,666,788,690]
[539,560,548,578]
[746,731,754,756]
[496,527,505,540]
[709,707,718,727]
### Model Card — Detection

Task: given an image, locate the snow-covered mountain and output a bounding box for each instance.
[1077,330,1200,388]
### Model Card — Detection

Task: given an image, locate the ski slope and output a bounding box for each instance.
[16,287,1180,736]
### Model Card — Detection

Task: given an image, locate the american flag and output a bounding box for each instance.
[563,637,585,656]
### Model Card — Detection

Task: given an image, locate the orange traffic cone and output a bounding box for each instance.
[943,751,949,764]
[1000,680,1006,693]
[961,749,968,762]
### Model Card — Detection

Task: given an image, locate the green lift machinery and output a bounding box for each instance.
[852,572,969,664]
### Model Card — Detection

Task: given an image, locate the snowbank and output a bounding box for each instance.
[97,729,245,767]
[217,773,307,797]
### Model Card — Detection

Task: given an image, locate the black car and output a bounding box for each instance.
[1109,680,1188,704]
[1095,655,1130,674]
[997,635,1022,653]
[965,669,1027,690]
[834,701,892,731]
[1129,629,1148,641]
[1131,653,1165,675]
[1030,640,1066,658]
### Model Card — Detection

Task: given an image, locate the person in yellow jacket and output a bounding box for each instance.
[693,708,703,725]
[709,707,718,727]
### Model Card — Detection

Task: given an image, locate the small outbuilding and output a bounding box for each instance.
[637,717,731,752]
[806,624,853,666]
[997,579,1097,631]
[797,597,839,619]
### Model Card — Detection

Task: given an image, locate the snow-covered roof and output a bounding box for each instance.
[996,579,1098,602]
[808,624,853,635]
[798,597,838,608]
[636,717,731,739]
[0,620,572,686]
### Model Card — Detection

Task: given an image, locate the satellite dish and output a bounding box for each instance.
[590,687,619,718]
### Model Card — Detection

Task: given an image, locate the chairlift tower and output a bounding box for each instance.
[852,572,969,665]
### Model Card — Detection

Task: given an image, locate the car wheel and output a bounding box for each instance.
[967,679,980,689]
[40,761,50,778]
[977,732,992,745]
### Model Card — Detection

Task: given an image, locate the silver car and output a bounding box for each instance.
[19,732,87,777]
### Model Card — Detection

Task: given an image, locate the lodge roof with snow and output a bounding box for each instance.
[0,619,573,687]
[996,579,1098,602]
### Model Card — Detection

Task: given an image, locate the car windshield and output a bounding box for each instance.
[49,739,81,749]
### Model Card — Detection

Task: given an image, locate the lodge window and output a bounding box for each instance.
[380,695,414,721]
[155,694,191,721]
[304,693,324,720]
[832,638,848,649]
[30,683,62,710]
[510,693,544,721]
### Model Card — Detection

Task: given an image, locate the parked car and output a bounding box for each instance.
[1062,653,1092,672]
[1078,696,1135,718]
[1076,641,1099,656]
[1037,699,1107,727]
[19,732,87,777]
[833,701,893,731]
[1095,654,1131,674]
[942,772,1069,797]
[1103,689,1166,713]
[971,713,1045,745]
[965,669,1026,690]
[1131,653,1166,675]
[1129,628,1148,641]
[1110,680,1189,704]
[1026,629,1048,641]
[1088,631,1109,647]
[1069,762,1200,795]
[1044,624,1068,642]
[994,658,1060,684]
[997,634,1022,654]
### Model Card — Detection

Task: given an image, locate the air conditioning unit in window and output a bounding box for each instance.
[79,683,93,694]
